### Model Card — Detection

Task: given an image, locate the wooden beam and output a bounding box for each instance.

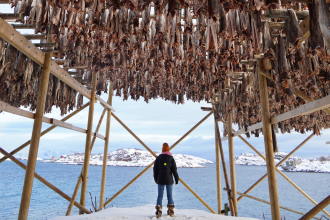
[66,109,106,216]
[99,85,113,209]
[223,94,330,140]
[272,95,330,124]
[264,9,309,20]
[34,42,57,48]
[0,100,104,140]
[299,196,330,220]
[80,72,97,213]
[0,13,20,20]
[214,118,222,214]
[11,23,35,29]
[0,102,90,163]
[257,59,281,220]
[23,34,47,40]
[0,148,91,214]
[227,114,238,216]
[19,52,52,220]
[0,18,114,112]
[292,89,330,115]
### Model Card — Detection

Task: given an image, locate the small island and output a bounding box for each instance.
[235,152,330,173]
[43,148,213,168]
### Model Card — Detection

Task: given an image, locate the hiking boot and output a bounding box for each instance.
[167,204,175,217]
[155,205,162,218]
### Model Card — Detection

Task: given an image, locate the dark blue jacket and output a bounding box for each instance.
[153,154,179,185]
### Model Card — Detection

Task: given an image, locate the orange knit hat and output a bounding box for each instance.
[162,143,170,152]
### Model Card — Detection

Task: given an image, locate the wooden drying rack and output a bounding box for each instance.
[0,2,329,220]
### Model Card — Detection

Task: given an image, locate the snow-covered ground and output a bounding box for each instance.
[43,148,213,168]
[235,153,330,173]
[50,205,259,220]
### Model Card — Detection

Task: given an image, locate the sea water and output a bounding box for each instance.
[0,161,329,220]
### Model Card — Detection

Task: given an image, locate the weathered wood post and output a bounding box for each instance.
[227,114,238,216]
[80,72,98,213]
[99,84,113,209]
[257,58,281,220]
[214,116,222,214]
[18,52,52,220]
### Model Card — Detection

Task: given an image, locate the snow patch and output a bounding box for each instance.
[43,148,213,168]
[49,205,259,220]
[235,153,330,173]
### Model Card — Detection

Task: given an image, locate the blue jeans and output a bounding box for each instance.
[156,184,174,206]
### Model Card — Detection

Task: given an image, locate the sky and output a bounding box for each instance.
[0,5,329,161]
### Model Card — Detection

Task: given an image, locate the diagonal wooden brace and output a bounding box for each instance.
[237,134,329,217]
[0,148,91,214]
[102,112,215,212]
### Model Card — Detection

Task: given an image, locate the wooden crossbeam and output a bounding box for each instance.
[0,103,89,163]
[11,23,35,29]
[223,94,330,140]
[0,100,105,140]
[0,18,114,111]
[34,42,57,48]
[23,34,47,40]
[264,9,309,20]
[0,13,20,20]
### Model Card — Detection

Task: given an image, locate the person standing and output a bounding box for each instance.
[153,143,179,218]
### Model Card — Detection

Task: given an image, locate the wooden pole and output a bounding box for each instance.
[80,72,98,213]
[0,103,89,163]
[257,59,281,220]
[99,85,113,209]
[66,109,106,215]
[18,52,52,220]
[214,118,222,214]
[227,114,238,216]
[299,196,330,220]
[214,119,235,216]
[0,148,91,214]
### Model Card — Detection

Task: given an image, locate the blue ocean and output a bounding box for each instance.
[0,161,329,220]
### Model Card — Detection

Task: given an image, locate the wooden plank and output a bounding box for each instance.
[11,23,35,29]
[223,95,330,139]
[0,18,114,111]
[19,52,52,220]
[51,119,86,134]
[257,59,281,220]
[23,34,47,40]
[0,101,34,119]
[0,13,20,20]
[272,95,330,124]
[0,100,104,139]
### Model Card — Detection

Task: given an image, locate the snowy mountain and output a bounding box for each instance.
[43,148,213,168]
[235,153,330,173]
